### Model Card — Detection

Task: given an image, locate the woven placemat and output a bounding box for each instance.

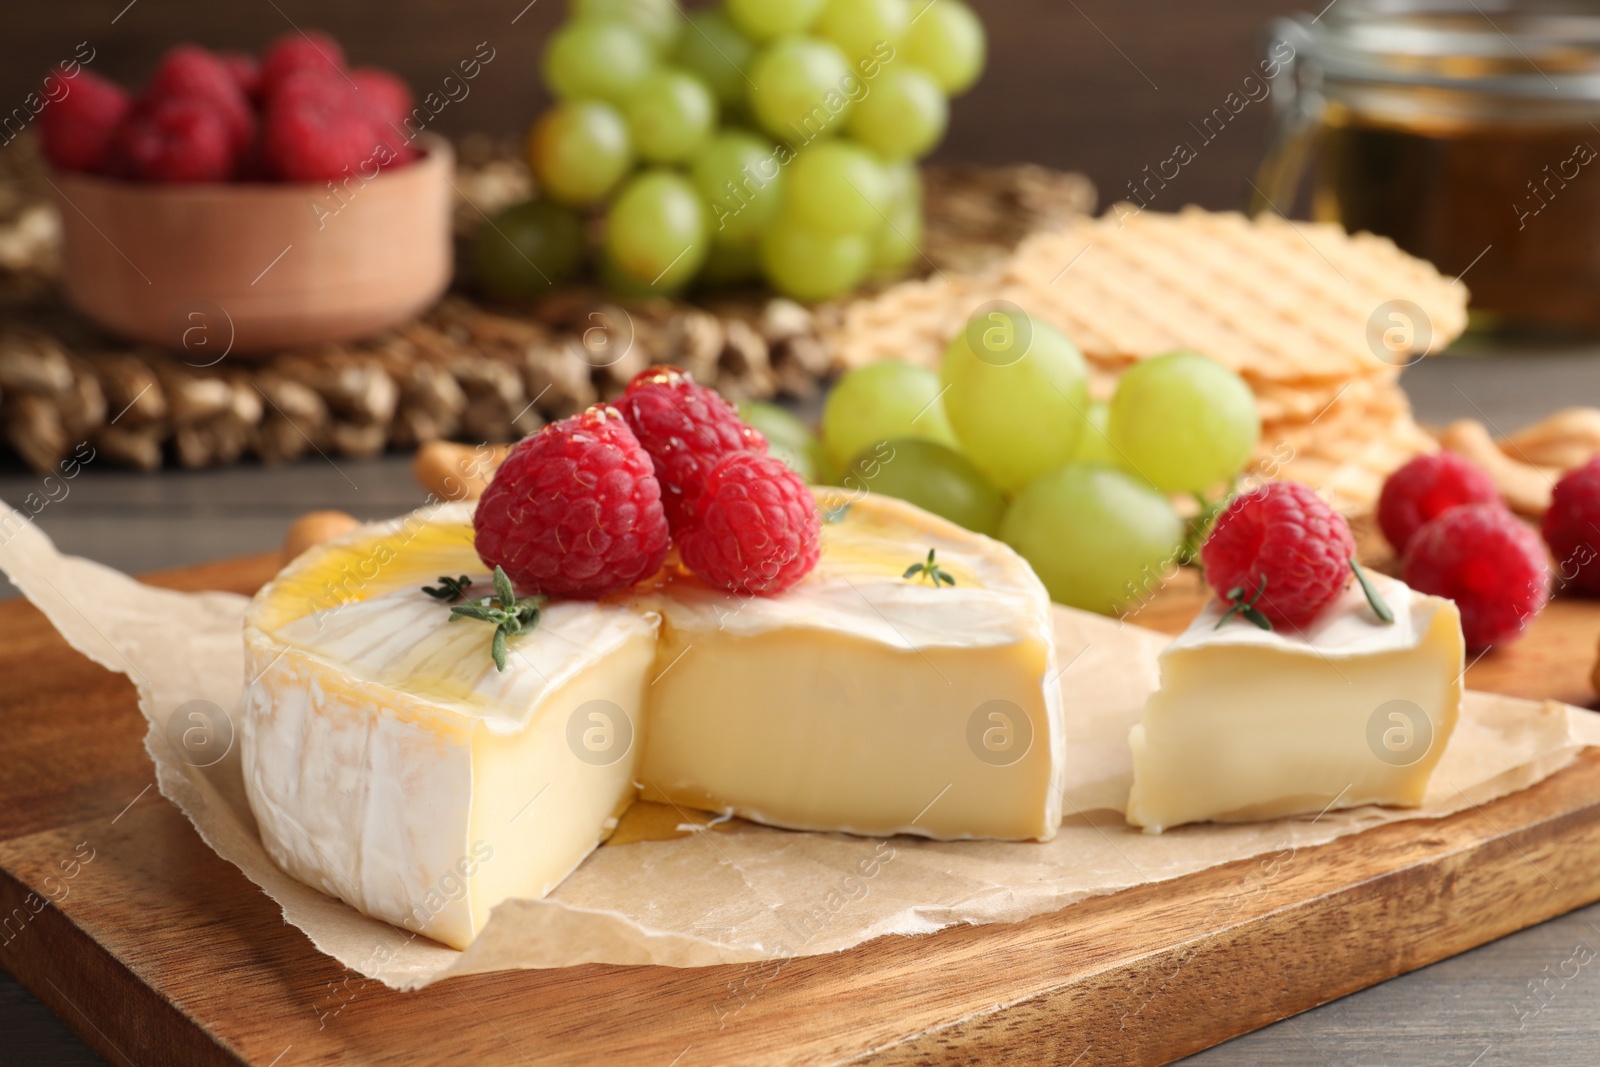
[0,133,1095,474]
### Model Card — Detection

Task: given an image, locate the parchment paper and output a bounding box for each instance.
[3,502,1596,991]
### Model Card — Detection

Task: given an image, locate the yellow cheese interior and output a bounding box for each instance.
[641,622,1057,839]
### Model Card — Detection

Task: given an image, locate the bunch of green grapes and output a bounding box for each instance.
[800,305,1262,616]
[476,0,986,301]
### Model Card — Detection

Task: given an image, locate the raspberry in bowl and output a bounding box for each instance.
[41,35,449,354]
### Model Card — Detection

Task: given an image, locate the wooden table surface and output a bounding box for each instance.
[3,347,1600,1066]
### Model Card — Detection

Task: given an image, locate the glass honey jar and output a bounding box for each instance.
[1252,0,1600,332]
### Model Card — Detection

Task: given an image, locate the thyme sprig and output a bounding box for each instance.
[422,575,474,602]
[1349,559,1395,624]
[903,548,956,587]
[447,566,545,671]
[1215,575,1272,631]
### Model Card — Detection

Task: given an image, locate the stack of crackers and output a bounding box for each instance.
[825,204,1469,514]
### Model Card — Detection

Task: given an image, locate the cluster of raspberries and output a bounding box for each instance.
[1378,451,1600,648]
[38,32,417,184]
[1201,446,1600,651]
[474,367,822,600]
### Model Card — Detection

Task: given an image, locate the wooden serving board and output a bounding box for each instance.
[2,553,1599,1067]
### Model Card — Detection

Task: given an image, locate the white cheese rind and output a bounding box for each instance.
[1126,573,1464,832]
[243,508,658,950]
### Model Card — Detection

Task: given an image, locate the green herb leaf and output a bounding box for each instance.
[1349,559,1394,624]
[904,548,956,588]
[422,575,473,602]
[493,566,517,610]
[442,565,546,672]
[448,603,501,624]
[1214,574,1273,631]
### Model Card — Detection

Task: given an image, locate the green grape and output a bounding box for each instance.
[599,251,667,298]
[673,10,757,110]
[904,0,986,95]
[728,0,826,42]
[821,360,958,467]
[1071,399,1120,465]
[845,65,947,160]
[940,305,1089,492]
[623,69,718,163]
[747,36,853,141]
[1106,351,1261,493]
[760,215,870,301]
[845,437,1004,535]
[883,158,923,207]
[786,141,891,235]
[572,0,682,53]
[815,0,911,61]
[543,19,656,102]
[1000,464,1184,615]
[870,182,922,276]
[527,100,634,205]
[604,170,709,292]
[697,239,764,285]
[692,130,784,244]
[473,198,587,298]
[738,400,829,482]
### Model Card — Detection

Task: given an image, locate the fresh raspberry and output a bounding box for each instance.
[616,366,768,530]
[219,51,261,102]
[678,452,820,596]
[262,79,389,182]
[259,31,346,98]
[145,45,255,153]
[1201,481,1357,629]
[473,406,670,599]
[1542,457,1600,595]
[350,67,412,127]
[108,97,236,183]
[38,68,130,173]
[1378,452,1500,553]
[1405,503,1549,648]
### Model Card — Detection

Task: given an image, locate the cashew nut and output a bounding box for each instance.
[1501,407,1600,471]
[411,441,510,503]
[283,510,361,560]
[1439,419,1557,516]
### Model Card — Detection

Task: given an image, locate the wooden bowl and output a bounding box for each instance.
[50,134,453,355]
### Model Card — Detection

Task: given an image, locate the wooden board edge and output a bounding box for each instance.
[846,753,1600,1066]
[137,552,284,597]
[0,866,246,1067]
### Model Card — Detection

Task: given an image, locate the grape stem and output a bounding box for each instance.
[1180,483,1237,570]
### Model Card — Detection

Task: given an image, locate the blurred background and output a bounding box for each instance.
[1,0,1303,214]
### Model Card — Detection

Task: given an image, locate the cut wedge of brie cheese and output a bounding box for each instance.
[1126,571,1463,833]
[636,498,1063,840]
[243,494,1064,949]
